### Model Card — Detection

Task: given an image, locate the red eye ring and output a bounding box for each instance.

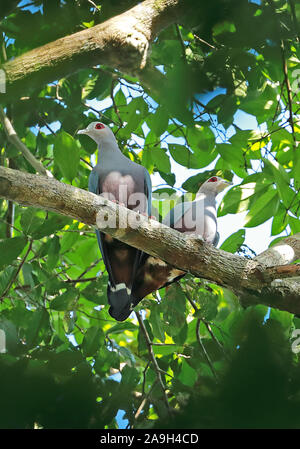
[95,123,105,130]
[208,176,218,182]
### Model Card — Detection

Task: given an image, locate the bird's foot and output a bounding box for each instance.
[138,212,157,220]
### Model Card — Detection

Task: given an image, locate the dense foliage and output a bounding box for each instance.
[0,0,300,429]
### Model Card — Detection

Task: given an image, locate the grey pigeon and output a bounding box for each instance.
[162,176,232,245]
[78,122,152,321]
[132,176,232,299]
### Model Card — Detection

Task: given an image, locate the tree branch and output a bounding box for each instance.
[1,166,300,314]
[135,311,170,412]
[2,0,193,101]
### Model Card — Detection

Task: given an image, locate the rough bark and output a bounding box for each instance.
[2,0,193,101]
[1,166,300,314]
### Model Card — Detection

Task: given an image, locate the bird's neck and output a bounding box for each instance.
[97,138,120,158]
[196,191,216,204]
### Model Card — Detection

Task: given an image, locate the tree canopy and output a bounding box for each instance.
[0,0,300,429]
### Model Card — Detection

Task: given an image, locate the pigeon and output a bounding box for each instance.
[162,176,233,245]
[132,176,232,300]
[77,122,152,321]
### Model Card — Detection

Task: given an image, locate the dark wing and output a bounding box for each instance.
[89,164,153,320]
[162,200,193,231]
[88,169,103,253]
[88,168,115,283]
[144,167,152,216]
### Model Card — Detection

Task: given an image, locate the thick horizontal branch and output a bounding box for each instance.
[2,0,193,101]
[0,166,300,314]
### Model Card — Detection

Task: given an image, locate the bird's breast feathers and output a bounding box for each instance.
[101,171,136,204]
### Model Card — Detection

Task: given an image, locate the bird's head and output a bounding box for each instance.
[77,122,116,145]
[198,176,233,196]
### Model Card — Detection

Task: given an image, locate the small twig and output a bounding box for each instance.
[175,24,187,63]
[82,102,120,127]
[76,258,102,280]
[65,276,99,284]
[77,309,113,322]
[0,107,53,177]
[0,217,22,235]
[0,239,33,302]
[202,319,229,361]
[183,286,220,379]
[38,116,56,135]
[134,379,158,422]
[196,319,218,381]
[141,361,150,395]
[80,157,93,169]
[87,0,101,13]
[110,80,123,127]
[135,311,171,412]
[281,41,295,138]
[194,33,216,50]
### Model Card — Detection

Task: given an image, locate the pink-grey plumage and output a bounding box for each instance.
[132,176,232,300]
[78,122,152,321]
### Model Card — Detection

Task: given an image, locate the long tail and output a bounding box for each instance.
[107,282,137,321]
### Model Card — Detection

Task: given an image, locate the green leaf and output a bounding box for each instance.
[163,284,186,337]
[182,169,232,193]
[60,230,80,253]
[82,75,98,100]
[152,344,178,356]
[187,125,215,153]
[0,266,17,297]
[169,144,200,168]
[150,307,165,342]
[263,159,293,209]
[142,148,154,171]
[81,326,104,357]
[151,147,171,173]
[20,208,44,235]
[47,236,60,269]
[271,203,288,236]
[81,278,107,305]
[0,237,27,271]
[178,359,197,387]
[244,188,279,227]
[114,87,127,106]
[216,143,244,166]
[31,215,71,239]
[50,289,77,311]
[146,106,169,137]
[25,308,50,347]
[53,131,80,182]
[0,317,19,355]
[106,322,138,335]
[220,230,245,253]
[48,349,83,375]
[289,216,300,234]
[218,181,270,217]
[121,365,139,388]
